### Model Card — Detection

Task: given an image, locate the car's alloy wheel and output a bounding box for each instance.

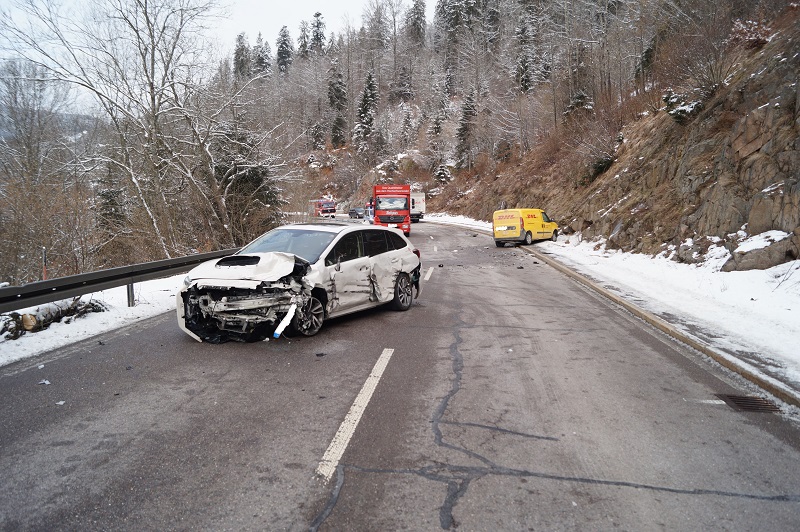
[392,273,413,311]
[291,296,324,336]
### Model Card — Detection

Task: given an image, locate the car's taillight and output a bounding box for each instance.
[413,248,420,259]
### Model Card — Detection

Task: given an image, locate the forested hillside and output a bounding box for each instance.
[0,0,796,285]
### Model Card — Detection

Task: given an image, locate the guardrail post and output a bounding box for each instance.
[127,283,135,307]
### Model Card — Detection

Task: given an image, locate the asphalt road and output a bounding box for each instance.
[1,222,799,531]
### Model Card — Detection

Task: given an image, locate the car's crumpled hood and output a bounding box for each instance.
[187,252,307,289]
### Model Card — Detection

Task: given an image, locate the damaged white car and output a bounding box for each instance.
[177,223,421,343]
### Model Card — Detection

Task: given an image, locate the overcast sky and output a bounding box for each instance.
[212,0,435,52]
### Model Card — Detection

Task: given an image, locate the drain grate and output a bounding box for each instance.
[716,394,781,413]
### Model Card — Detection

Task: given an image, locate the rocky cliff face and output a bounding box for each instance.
[541,12,799,271]
[420,12,799,272]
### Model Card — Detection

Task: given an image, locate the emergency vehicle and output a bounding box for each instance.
[310,198,337,218]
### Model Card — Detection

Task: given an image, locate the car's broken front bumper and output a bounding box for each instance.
[177,279,310,343]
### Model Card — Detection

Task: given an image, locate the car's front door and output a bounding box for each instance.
[323,232,371,312]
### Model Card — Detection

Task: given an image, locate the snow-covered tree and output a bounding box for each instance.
[276,26,294,74]
[233,33,252,79]
[406,0,427,46]
[251,33,272,76]
[311,12,326,55]
[328,60,348,148]
[455,89,477,169]
[297,21,310,60]
[353,70,379,156]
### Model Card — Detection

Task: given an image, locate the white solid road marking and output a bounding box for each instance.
[424,266,434,281]
[434,245,438,252]
[316,348,395,482]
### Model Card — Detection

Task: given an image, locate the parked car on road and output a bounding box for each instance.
[177,223,421,343]
[348,207,365,218]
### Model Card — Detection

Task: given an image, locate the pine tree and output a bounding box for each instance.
[389,65,414,104]
[353,70,378,155]
[311,12,326,55]
[297,21,310,60]
[276,26,294,74]
[515,54,533,93]
[233,33,251,79]
[455,89,477,169]
[251,33,272,76]
[399,105,413,149]
[327,60,348,148]
[406,0,426,46]
[433,163,451,184]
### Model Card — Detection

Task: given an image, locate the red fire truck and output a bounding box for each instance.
[371,184,411,235]
[310,198,337,218]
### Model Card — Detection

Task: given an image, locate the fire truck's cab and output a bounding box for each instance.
[311,198,337,218]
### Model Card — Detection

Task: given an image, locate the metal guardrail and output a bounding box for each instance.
[0,248,239,314]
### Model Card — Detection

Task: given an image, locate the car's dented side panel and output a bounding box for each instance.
[369,248,412,302]
[327,256,373,312]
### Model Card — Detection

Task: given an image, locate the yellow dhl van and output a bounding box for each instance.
[492,208,558,247]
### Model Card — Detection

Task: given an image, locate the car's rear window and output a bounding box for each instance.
[239,228,337,263]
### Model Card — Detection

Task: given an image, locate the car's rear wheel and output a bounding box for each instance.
[523,231,533,245]
[495,241,504,247]
[391,273,413,311]
[290,296,324,336]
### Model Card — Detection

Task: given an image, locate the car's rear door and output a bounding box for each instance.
[363,229,414,303]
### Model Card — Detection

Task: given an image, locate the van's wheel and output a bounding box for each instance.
[391,273,413,311]
[495,241,504,247]
[290,296,324,336]
[551,230,558,242]
[523,232,533,245]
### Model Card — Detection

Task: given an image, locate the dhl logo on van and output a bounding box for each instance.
[496,213,538,220]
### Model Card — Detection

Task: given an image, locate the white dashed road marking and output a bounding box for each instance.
[424,267,434,281]
[316,348,395,482]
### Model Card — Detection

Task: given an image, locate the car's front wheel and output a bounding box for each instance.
[290,296,324,336]
[391,273,413,311]
[551,230,558,242]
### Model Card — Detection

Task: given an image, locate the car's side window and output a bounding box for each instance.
[387,232,408,250]
[325,232,363,266]
[362,230,389,256]
[542,212,551,223]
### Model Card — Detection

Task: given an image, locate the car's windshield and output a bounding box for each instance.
[376,196,408,210]
[239,228,337,263]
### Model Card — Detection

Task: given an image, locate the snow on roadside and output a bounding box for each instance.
[544,235,800,386]
[0,274,185,367]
